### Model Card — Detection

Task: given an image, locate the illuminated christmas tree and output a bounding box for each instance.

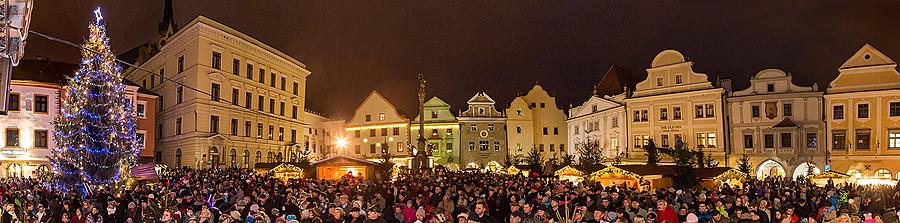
[50,8,141,195]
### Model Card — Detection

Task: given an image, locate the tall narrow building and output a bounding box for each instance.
[825,44,900,181]
[506,85,569,162]
[409,97,460,165]
[458,92,507,169]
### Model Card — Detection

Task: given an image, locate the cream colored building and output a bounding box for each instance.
[124,15,310,169]
[303,110,347,160]
[506,85,569,162]
[343,91,412,165]
[624,50,726,165]
[409,97,460,165]
[728,69,825,179]
[567,93,628,161]
[825,44,900,181]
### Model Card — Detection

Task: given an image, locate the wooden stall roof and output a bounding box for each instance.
[554,165,584,176]
[808,170,850,179]
[614,165,676,176]
[311,155,378,166]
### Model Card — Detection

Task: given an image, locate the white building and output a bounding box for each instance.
[567,93,628,161]
[728,69,825,179]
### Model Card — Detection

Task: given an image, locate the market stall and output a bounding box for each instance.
[507,166,521,175]
[270,163,304,182]
[808,171,850,187]
[311,155,377,180]
[697,167,748,189]
[554,165,585,184]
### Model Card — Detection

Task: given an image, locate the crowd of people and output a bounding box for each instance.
[0,167,898,223]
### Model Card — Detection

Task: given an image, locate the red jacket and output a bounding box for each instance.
[656,206,678,223]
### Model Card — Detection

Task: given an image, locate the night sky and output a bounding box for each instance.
[26,0,900,120]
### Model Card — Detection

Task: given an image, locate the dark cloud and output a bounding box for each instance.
[26,0,900,120]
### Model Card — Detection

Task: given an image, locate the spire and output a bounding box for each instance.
[157,0,178,46]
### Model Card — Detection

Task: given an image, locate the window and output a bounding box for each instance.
[34,130,48,148]
[695,105,704,118]
[479,140,490,151]
[175,85,184,104]
[540,103,545,108]
[176,149,182,167]
[247,64,254,80]
[293,82,299,95]
[891,102,900,116]
[381,128,388,136]
[259,68,265,84]
[516,109,523,116]
[696,132,716,148]
[5,129,17,147]
[889,130,900,149]
[767,83,774,92]
[280,77,286,91]
[470,124,477,131]
[549,144,555,151]
[431,111,438,119]
[468,142,475,151]
[875,169,892,179]
[659,108,668,120]
[270,73,276,87]
[279,102,285,116]
[210,116,219,133]
[231,88,239,105]
[393,127,400,135]
[674,74,683,84]
[516,143,522,152]
[743,135,753,148]
[592,105,597,112]
[488,124,495,132]
[543,127,548,135]
[705,104,715,118]
[379,113,385,121]
[354,145,361,154]
[833,105,844,119]
[516,125,522,134]
[136,104,146,117]
[159,68,165,85]
[656,77,663,87]
[858,104,869,118]
[257,124,263,138]
[661,134,670,147]
[233,58,240,75]
[783,103,792,117]
[291,129,296,143]
[856,131,870,150]
[245,121,251,137]
[752,105,760,118]
[7,93,18,111]
[209,83,220,101]
[279,127,284,141]
[370,144,376,153]
[244,92,252,108]
[258,96,264,111]
[832,131,846,150]
[177,56,184,73]
[369,129,376,137]
[673,107,681,120]
[633,135,649,148]
[35,95,48,113]
[541,144,546,152]
[633,110,640,122]
[807,133,817,148]
[230,119,239,135]
[354,130,360,138]
[175,118,183,135]
[365,115,371,122]
[764,134,774,148]
[292,106,298,119]
[781,132,792,148]
[397,142,404,152]
[267,99,274,113]
[212,51,221,69]
[553,127,559,135]
[268,125,274,140]
[494,142,501,151]
[611,117,618,127]
[640,110,648,122]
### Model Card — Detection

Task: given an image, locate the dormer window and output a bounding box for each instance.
[674,74,683,85]
[379,113,385,121]
[592,105,597,112]
[516,109,522,116]
[656,77,663,87]
[431,111,438,119]
[478,107,485,115]
[767,83,775,93]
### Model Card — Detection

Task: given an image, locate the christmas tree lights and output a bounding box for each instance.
[50,8,141,196]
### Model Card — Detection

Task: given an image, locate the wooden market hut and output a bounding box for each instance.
[587,165,674,190]
[269,163,305,182]
[696,167,748,189]
[808,171,850,187]
[554,165,585,184]
[310,155,377,180]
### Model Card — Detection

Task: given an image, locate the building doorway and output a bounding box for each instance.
[756,160,785,179]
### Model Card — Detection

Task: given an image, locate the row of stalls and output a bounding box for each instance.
[253,155,378,182]
[551,165,750,190]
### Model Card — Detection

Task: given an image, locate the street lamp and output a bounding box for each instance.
[335,137,348,155]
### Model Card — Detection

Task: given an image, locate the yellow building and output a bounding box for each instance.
[624,50,726,165]
[506,85,569,162]
[825,44,900,181]
[409,97,460,165]
[343,91,413,165]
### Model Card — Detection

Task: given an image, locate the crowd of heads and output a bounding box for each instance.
[0,168,898,223]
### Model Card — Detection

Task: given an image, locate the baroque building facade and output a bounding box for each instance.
[506,85,569,162]
[728,69,825,179]
[825,44,900,181]
[343,91,412,165]
[624,50,727,165]
[409,97,460,166]
[458,92,507,169]
[567,66,635,161]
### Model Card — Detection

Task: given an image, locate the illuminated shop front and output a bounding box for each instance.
[312,155,376,180]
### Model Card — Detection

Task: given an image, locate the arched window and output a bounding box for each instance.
[847,169,862,182]
[242,150,250,168]
[255,150,262,163]
[175,149,182,167]
[267,151,273,162]
[875,169,892,178]
[229,148,237,167]
[209,147,220,167]
[277,152,284,162]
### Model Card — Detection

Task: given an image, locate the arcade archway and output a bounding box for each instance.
[792,162,820,180]
[756,160,785,179]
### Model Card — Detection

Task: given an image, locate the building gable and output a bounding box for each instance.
[633,49,714,97]
[348,91,407,126]
[829,44,900,93]
[569,96,624,118]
